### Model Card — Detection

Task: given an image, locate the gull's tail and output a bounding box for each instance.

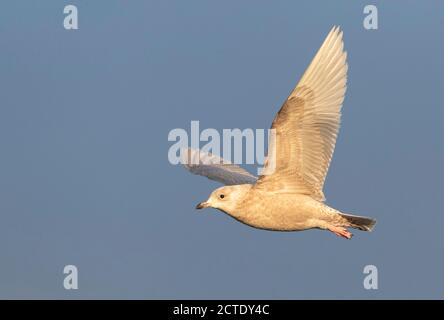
[340,213,376,232]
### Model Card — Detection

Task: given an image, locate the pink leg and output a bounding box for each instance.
[327,225,353,240]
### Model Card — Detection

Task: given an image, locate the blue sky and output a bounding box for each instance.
[0,0,443,298]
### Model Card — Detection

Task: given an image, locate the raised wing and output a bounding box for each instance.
[255,26,348,201]
[181,148,257,185]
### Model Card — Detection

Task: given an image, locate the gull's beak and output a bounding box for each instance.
[196,201,209,210]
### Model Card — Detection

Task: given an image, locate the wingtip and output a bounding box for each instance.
[330,25,343,37]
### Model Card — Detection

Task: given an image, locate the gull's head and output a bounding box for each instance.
[196,184,251,214]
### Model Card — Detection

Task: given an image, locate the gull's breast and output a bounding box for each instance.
[234,192,325,231]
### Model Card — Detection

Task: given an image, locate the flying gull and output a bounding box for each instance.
[181,26,376,239]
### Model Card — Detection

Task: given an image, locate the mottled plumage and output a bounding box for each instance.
[182,26,376,239]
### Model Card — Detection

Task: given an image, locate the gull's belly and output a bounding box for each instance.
[235,193,332,231]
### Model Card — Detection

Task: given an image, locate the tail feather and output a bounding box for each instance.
[340,213,376,232]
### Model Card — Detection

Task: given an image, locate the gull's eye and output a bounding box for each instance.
[219,194,225,199]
